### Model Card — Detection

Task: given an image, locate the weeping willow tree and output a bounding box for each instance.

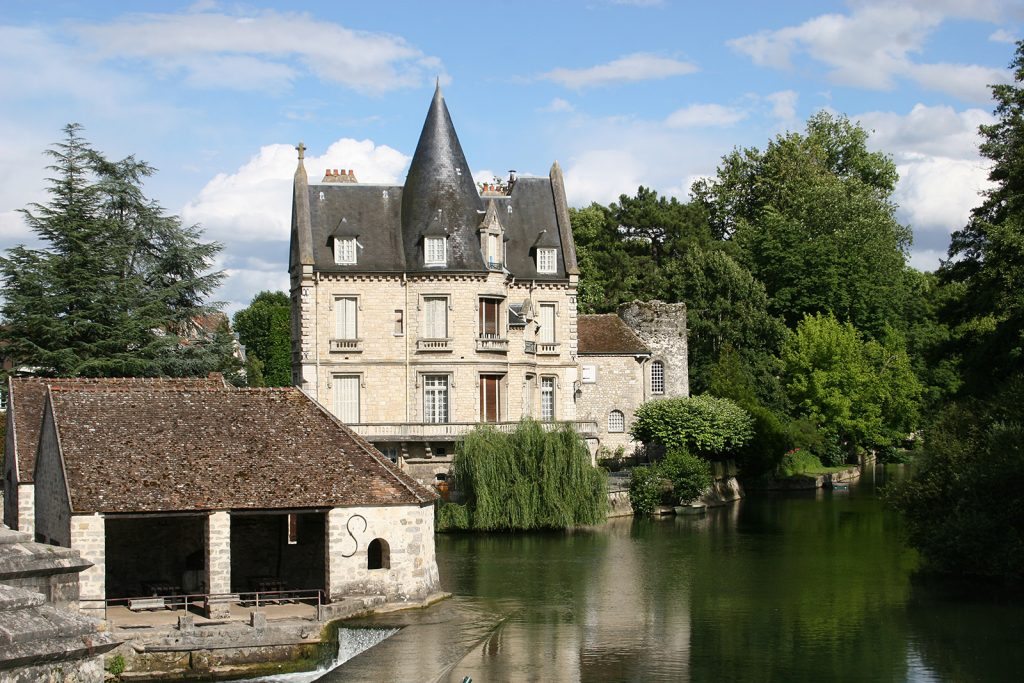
[444,420,607,531]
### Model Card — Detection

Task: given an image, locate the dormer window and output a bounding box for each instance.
[537,248,557,274]
[425,236,447,266]
[334,237,357,265]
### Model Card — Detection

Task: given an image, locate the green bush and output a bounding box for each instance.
[630,395,754,458]
[661,449,713,504]
[628,449,713,513]
[627,465,663,516]
[886,382,1024,580]
[108,654,126,676]
[737,405,794,477]
[775,448,824,478]
[450,420,607,531]
[435,502,471,532]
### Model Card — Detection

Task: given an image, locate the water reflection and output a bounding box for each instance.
[325,465,1022,682]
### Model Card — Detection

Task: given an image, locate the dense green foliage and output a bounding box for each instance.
[774,448,824,478]
[627,448,713,515]
[887,43,1024,580]
[630,395,753,458]
[0,124,229,378]
[887,381,1024,580]
[693,111,910,337]
[782,313,920,456]
[448,420,607,531]
[233,291,291,387]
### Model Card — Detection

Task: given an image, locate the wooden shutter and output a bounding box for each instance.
[335,297,356,339]
[334,375,360,423]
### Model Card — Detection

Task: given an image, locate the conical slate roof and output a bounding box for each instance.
[401,84,485,271]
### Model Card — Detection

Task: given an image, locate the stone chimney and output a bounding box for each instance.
[322,168,357,183]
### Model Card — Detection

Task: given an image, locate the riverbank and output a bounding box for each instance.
[106,592,449,681]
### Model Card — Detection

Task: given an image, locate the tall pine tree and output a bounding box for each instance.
[0,124,227,377]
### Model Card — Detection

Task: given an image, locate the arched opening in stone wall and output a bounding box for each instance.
[368,538,390,570]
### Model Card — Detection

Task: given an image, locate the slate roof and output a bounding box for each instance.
[578,314,651,355]
[7,375,228,484]
[46,387,436,514]
[291,85,578,279]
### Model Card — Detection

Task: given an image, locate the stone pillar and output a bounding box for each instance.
[324,508,345,602]
[17,484,35,537]
[70,513,105,617]
[205,511,231,618]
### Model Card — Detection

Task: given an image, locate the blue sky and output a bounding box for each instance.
[1,0,1021,314]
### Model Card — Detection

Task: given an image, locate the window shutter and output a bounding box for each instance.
[539,304,556,343]
[334,376,360,423]
[335,298,357,339]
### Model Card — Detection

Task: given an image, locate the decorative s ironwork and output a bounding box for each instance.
[340,514,367,558]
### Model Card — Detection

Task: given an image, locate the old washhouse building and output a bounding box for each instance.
[290,85,601,482]
[20,381,439,618]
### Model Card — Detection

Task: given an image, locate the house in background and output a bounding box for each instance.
[3,375,229,536]
[576,302,689,456]
[289,84,598,484]
[31,384,438,617]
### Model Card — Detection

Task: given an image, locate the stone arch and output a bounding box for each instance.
[367,538,390,570]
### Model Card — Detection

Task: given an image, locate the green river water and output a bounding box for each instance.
[326,464,1023,682]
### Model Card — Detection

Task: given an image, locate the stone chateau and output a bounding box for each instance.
[290,85,688,482]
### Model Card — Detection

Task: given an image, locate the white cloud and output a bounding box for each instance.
[74,9,444,95]
[665,103,746,128]
[539,98,575,113]
[765,90,799,122]
[540,53,697,89]
[907,248,949,273]
[729,2,1010,103]
[855,103,995,269]
[990,28,1018,43]
[856,103,994,159]
[182,137,410,243]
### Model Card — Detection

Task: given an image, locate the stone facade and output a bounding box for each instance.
[31,403,68,548]
[0,524,119,682]
[69,515,104,618]
[576,353,647,454]
[618,301,689,399]
[576,303,690,456]
[290,86,593,482]
[205,511,231,617]
[325,503,438,602]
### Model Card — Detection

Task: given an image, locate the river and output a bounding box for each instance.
[324,464,1023,682]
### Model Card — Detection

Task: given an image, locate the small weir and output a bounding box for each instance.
[237,627,400,683]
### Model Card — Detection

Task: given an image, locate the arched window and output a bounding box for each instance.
[608,410,625,433]
[651,361,665,394]
[367,538,390,570]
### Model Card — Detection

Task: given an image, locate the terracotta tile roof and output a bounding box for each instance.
[7,375,228,483]
[577,314,650,355]
[47,387,436,513]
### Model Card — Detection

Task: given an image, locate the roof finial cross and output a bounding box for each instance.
[296,141,306,160]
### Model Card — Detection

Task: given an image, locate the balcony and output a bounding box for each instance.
[475,336,508,353]
[536,342,561,356]
[350,420,600,442]
[329,338,362,353]
[416,338,453,352]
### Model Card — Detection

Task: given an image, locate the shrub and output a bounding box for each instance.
[436,502,471,532]
[108,654,126,676]
[661,449,713,504]
[627,465,663,516]
[630,395,754,458]
[775,448,823,478]
[450,420,607,531]
[737,405,794,477]
[887,382,1024,580]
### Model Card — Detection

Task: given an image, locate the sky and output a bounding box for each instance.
[1,0,1022,315]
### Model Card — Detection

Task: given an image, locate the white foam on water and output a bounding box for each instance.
[235,627,400,682]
